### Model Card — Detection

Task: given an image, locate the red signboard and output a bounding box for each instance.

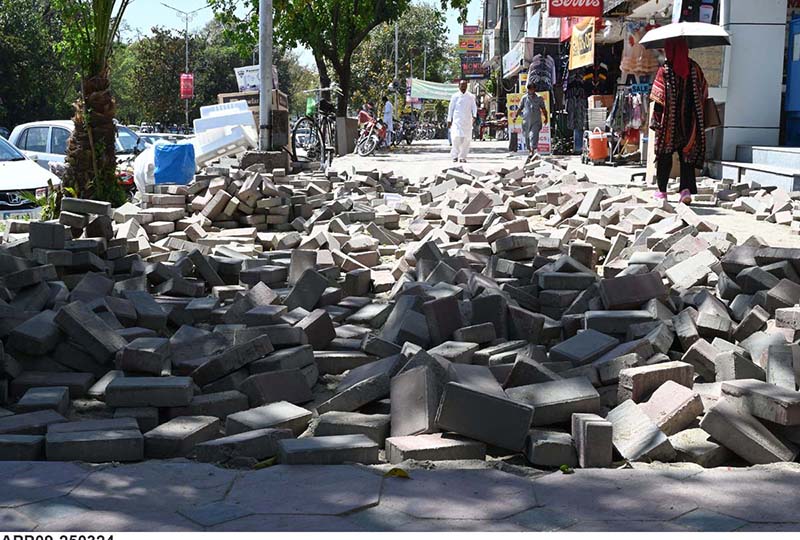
[549,0,603,18]
[463,24,480,35]
[180,73,194,100]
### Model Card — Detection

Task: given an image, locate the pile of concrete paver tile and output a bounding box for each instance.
[1,156,800,470]
[662,175,800,234]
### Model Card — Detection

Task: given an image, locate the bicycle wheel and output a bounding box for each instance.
[291,116,323,162]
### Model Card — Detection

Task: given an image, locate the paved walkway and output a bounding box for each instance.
[334,141,800,249]
[3,460,800,531]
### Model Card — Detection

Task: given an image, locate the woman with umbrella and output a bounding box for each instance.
[650,36,708,205]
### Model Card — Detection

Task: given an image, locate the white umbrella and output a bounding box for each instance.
[640,22,731,50]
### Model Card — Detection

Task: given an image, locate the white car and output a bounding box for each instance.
[8,120,145,169]
[0,136,61,220]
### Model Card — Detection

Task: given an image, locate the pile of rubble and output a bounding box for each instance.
[1,157,800,470]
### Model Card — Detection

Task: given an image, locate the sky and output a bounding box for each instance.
[123,0,483,68]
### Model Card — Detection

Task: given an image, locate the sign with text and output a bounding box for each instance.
[507,93,524,134]
[460,54,490,79]
[568,17,595,70]
[457,35,483,53]
[233,65,280,92]
[549,0,603,18]
[180,73,194,99]
[463,24,480,35]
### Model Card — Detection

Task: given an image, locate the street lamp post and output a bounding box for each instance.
[162,3,207,129]
[424,46,428,80]
[258,0,274,151]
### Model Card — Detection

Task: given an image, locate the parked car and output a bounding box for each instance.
[0,127,9,139]
[8,120,146,169]
[0,136,61,220]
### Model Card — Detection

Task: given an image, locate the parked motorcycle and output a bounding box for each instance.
[356,118,387,156]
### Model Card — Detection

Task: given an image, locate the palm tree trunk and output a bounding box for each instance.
[64,66,123,204]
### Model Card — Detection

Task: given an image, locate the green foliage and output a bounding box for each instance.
[21,180,77,221]
[350,3,454,110]
[209,0,470,114]
[51,0,132,77]
[0,0,73,128]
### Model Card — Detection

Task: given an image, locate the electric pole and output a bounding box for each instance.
[394,22,399,113]
[423,46,428,80]
[162,3,207,129]
[258,0,274,150]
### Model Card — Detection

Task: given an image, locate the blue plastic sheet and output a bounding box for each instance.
[154,143,196,185]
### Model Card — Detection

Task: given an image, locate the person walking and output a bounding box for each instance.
[382,96,394,147]
[448,80,477,163]
[512,81,548,158]
[650,37,708,205]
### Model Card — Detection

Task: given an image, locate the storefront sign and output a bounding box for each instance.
[519,72,528,93]
[549,0,603,18]
[507,93,524,134]
[537,91,552,155]
[180,73,194,99]
[503,40,525,78]
[460,54,490,79]
[457,35,483,53]
[568,17,595,70]
[463,24,480,35]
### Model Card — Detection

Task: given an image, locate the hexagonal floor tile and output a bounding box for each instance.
[680,468,800,524]
[380,469,538,520]
[672,508,747,531]
[208,514,367,532]
[66,461,237,513]
[37,510,201,532]
[0,508,36,531]
[532,469,697,522]
[225,465,382,516]
[508,506,579,531]
[0,462,92,508]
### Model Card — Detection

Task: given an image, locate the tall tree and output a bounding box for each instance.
[53,0,132,204]
[209,0,469,116]
[350,3,455,111]
[0,0,72,129]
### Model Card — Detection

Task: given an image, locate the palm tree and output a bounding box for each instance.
[55,0,132,204]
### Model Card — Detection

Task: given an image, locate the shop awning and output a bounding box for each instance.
[408,79,459,100]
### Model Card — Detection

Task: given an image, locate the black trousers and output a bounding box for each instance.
[656,153,697,194]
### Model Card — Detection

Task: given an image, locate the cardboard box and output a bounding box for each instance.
[588,95,615,109]
[217,90,288,112]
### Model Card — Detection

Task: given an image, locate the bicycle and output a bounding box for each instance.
[291,84,342,167]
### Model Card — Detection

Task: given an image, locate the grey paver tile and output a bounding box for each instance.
[178,502,253,527]
[225,464,381,515]
[380,469,538,520]
[672,508,747,531]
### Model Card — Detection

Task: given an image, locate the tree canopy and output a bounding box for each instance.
[209,0,469,115]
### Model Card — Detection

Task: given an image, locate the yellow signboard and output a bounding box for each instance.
[569,17,595,70]
[457,35,483,54]
[507,93,524,134]
[518,72,528,93]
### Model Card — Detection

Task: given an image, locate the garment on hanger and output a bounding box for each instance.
[565,67,588,131]
[529,53,557,91]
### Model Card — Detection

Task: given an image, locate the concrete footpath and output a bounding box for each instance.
[2,459,800,532]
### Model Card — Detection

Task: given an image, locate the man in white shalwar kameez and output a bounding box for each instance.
[448,80,477,163]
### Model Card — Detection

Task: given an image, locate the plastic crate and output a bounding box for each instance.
[588,107,607,131]
[193,110,256,135]
[199,100,250,119]
[191,125,256,166]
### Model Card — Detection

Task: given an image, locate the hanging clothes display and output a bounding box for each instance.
[606,87,649,133]
[564,68,588,131]
[621,22,660,75]
[529,53,557,91]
